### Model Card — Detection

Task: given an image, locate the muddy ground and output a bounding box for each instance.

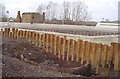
[2,37,96,78]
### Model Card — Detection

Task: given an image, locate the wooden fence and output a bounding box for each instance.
[0,28,120,74]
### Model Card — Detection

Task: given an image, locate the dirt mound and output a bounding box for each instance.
[2,37,95,77]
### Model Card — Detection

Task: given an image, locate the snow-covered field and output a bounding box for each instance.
[1,22,119,45]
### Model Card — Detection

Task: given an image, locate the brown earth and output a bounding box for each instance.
[1,37,95,78]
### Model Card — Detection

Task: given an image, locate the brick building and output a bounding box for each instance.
[15,11,45,23]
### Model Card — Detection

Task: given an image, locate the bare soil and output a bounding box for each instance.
[2,37,94,77]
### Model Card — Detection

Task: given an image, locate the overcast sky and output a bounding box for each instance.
[0,0,119,21]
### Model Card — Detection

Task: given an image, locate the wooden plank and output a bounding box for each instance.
[57,37,61,59]
[35,33,39,47]
[90,43,96,68]
[14,29,18,39]
[80,41,86,65]
[39,33,42,48]
[61,37,66,60]
[106,46,113,66]
[53,35,57,55]
[32,31,35,44]
[78,40,82,63]
[112,43,120,71]
[95,43,102,74]
[28,31,31,42]
[75,39,80,62]
[17,30,20,39]
[84,41,91,63]
[70,39,75,61]
[49,34,53,53]
[11,28,15,38]
[42,33,46,49]
[45,34,49,53]
[66,39,70,61]
[100,44,108,67]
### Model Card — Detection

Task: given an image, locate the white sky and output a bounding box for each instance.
[0,0,119,21]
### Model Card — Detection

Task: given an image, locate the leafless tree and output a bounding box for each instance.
[63,2,71,20]
[0,4,6,18]
[71,2,76,21]
[37,1,57,20]
[37,1,91,21]
[37,3,44,15]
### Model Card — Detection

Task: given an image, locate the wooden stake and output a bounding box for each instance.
[106,46,113,66]
[80,41,86,64]
[32,31,35,44]
[90,43,96,68]
[53,35,57,55]
[75,40,79,62]
[46,34,49,52]
[112,43,120,71]
[57,36,61,59]
[61,37,66,60]
[39,33,42,48]
[101,44,108,67]
[49,34,53,53]
[70,39,75,61]
[66,39,70,61]
[35,33,39,47]
[95,43,102,75]
[84,41,91,63]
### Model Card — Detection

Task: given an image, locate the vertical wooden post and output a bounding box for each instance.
[23,30,26,38]
[39,33,42,48]
[80,41,86,64]
[12,28,15,38]
[106,46,113,66]
[32,31,35,44]
[90,43,96,68]
[66,39,70,61]
[57,36,61,59]
[55,36,59,56]
[21,30,23,38]
[61,37,66,60]
[9,32,12,38]
[17,30,20,39]
[4,28,7,37]
[75,39,80,62]
[28,31,31,41]
[20,30,22,38]
[45,33,49,52]
[49,34,53,53]
[101,44,108,67]
[14,29,18,39]
[35,33,40,47]
[95,43,102,75]
[53,35,57,55]
[78,40,82,62]
[42,33,46,50]
[5,28,8,37]
[84,41,91,63]
[74,40,77,61]
[74,40,79,62]
[7,28,10,38]
[2,28,5,36]
[112,43,120,71]
[26,31,29,40]
[71,39,75,61]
